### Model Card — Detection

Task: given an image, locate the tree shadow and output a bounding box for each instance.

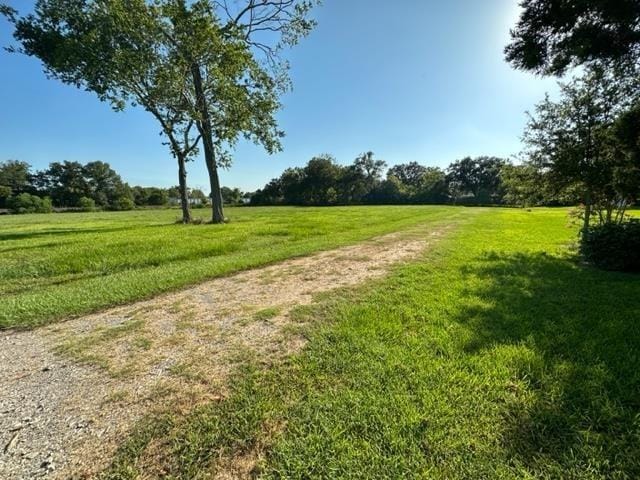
[456,252,640,475]
[0,223,175,242]
[0,227,130,242]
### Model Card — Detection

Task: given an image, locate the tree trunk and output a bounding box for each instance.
[177,154,192,224]
[206,152,225,223]
[191,62,225,223]
[582,190,592,235]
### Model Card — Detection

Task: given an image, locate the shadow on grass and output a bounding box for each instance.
[458,252,640,474]
[0,226,132,242]
[0,222,182,242]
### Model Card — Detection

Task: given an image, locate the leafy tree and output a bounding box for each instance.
[147,188,169,206]
[415,167,449,204]
[505,0,640,75]
[603,102,640,221]
[446,156,507,203]
[0,160,32,198]
[166,186,181,200]
[4,0,317,224]
[0,185,11,207]
[387,162,428,189]
[250,177,283,205]
[522,66,640,230]
[3,1,208,223]
[280,168,306,205]
[354,151,386,185]
[299,155,341,205]
[221,186,243,205]
[114,196,135,211]
[132,186,151,207]
[367,175,408,204]
[39,161,90,207]
[82,161,130,207]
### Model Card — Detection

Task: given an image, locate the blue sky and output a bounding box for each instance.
[0,0,559,192]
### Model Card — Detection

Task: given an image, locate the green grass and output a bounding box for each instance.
[0,205,465,329]
[104,208,640,479]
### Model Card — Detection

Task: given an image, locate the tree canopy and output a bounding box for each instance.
[522,66,640,228]
[505,0,640,75]
[2,0,317,223]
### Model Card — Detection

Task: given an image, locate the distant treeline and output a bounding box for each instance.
[0,154,582,215]
[249,152,579,207]
[0,160,238,214]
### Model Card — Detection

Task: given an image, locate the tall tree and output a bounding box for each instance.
[39,161,90,207]
[354,152,387,184]
[522,67,640,230]
[3,1,207,223]
[505,0,640,75]
[82,161,130,208]
[174,0,317,222]
[3,0,317,223]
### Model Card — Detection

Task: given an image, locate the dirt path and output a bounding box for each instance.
[0,224,451,479]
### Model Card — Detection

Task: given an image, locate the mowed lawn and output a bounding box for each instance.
[104,208,640,479]
[0,205,465,329]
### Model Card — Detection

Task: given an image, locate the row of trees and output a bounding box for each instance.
[2,0,317,223]
[0,159,217,212]
[250,153,573,207]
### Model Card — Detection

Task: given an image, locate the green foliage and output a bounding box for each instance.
[0,205,461,328]
[505,0,640,75]
[7,193,52,214]
[0,160,31,196]
[523,66,640,228]
[78,196,96,212]
[220,186,243,205]
[580,219,640,272]
[103,209,640,478]
[82,161,131,207]
[4,0,318,224]
[500,163,552,207]
[446,156,507,203]
[32,160,132,209]
[0,185,12,207]
[114,196,135,211]
[251,154,509,206]
[387,161,428,188]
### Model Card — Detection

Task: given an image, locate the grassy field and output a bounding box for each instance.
[0,205,464,329]
[103,208,640,479]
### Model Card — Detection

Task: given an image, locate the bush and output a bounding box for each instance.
[580,219,640,272]
[78,196,96,212]
[7,193,53,214]
[113,196,135,211]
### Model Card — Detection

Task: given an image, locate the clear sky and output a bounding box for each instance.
[0,0,559,192]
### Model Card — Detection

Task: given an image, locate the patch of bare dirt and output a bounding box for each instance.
[0,225,450,479]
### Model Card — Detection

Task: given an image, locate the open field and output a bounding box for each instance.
[1,206,639,479]
[95,208,640,479]
[0,206,464,329]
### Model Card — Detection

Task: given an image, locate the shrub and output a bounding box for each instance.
[7,193,53,214]
[113,196,135,211]
[78,196,96,212]
[580,219,640,272]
